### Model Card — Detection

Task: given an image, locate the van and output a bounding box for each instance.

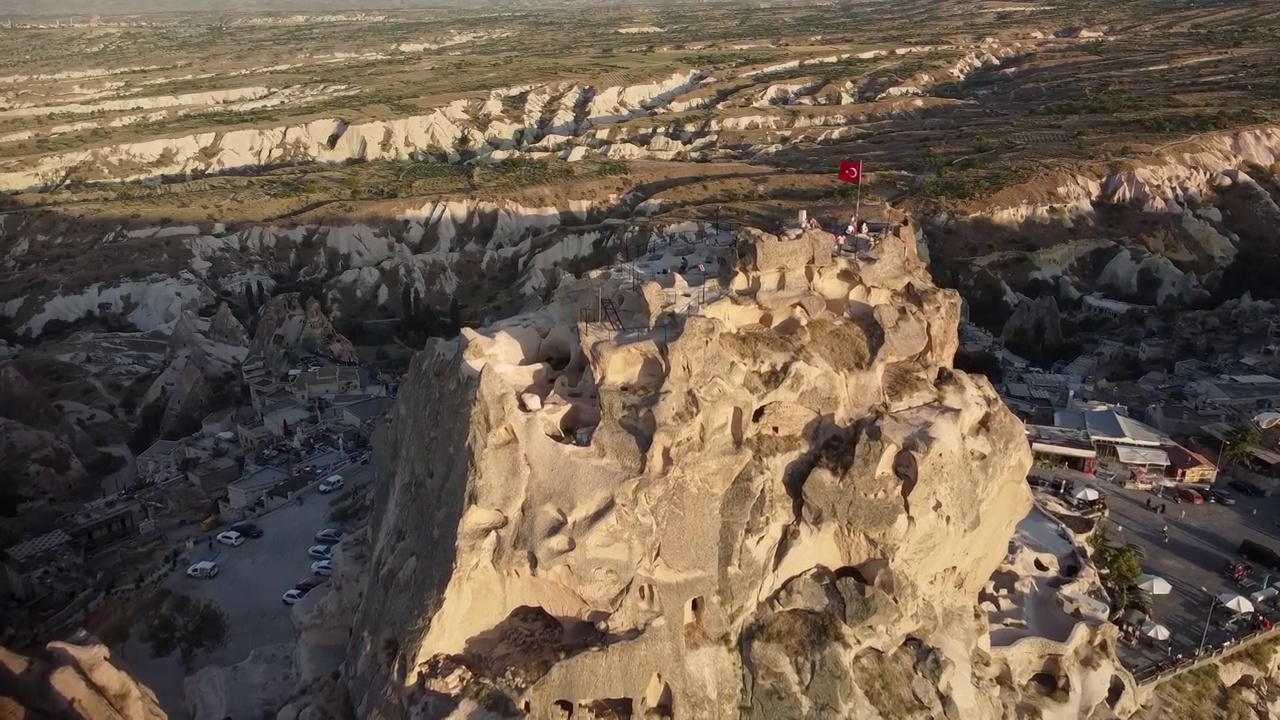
[318,474,344,493]
[187,561,219,579]
[1239,539,1280,571]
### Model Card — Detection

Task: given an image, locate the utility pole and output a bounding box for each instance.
[1198,588,1217,655]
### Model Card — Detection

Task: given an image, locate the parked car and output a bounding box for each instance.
[230,522,263,538]
[295,574,329,591]
[1240,539,1280,572]
[311,559,333,576]
[317,475,344,493]
[187,561,219,579]
[281,589,307,605]
[216,530,246,547]
[1230,478,1270,497]
[308,544,333,559]
[1174,488,1205,504]
[1206,488,1237,506]
[314,528,344,544]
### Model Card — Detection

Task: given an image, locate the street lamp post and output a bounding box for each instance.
[1199,587,1218,655]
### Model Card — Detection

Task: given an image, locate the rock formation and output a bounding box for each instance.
[0,635,167,720]
[206,302,250,347]
[335,223,1055,718]
[183,644,297,720]
[0,417,93,502]
[142,352,210,437]
[249,294,357,372]
[1001,294,1064,350]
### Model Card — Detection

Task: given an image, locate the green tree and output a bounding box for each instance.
[399,285,414,333]
[128,394,168,453]
[448,297,462,337]
[1088,528,1143,613]
[1225,423,1261,466]
[143,593,229,670]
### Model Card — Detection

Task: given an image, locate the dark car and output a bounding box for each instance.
[1229,478,1270,497]
[295,574,329,591]
[1206,488,1237,506]
[229,522,263,538]
[1240,539,1280,572]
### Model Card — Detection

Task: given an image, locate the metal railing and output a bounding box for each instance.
[1132,622,1280,686]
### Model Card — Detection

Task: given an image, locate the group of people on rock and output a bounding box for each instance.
[834,217,874,254]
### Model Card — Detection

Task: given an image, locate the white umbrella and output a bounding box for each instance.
[1072,486,1101,502]
[1217,592,1255,614]
[1140,621,1171,641]
[1138,575,1172,596]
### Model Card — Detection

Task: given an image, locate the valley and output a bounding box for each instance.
[5,2,1280,719]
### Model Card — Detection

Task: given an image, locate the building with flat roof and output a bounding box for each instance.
[226,466,290,509]
[1054,408,1170,449]
[136,439,183,482]
[1,529,80,601]
[1192,377,1280,411]
[1144,402,1228,436]
[289,366,363,401]
[262,399,313,437]
[1082,294,1152,320]
[66,501,140,552]
[187,456,241,495]
[1026,424,1096,473]
[341,396,394,428]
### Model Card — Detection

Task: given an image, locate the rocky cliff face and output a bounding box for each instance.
[931,127,1280,313]
[0,201,715,340]
[329,224,1065,719]
[0,636,167,720]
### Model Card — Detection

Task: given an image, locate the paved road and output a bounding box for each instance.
[117,462,371,711]
[1086,479,1280,672]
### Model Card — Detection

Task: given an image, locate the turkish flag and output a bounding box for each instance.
[837,160,862,185]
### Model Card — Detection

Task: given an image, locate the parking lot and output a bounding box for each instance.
[1087,478,1280,673]
[119,464,369,710]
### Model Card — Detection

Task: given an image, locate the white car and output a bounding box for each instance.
[281,589,307,605]
[311,559,334,576]
[216,531,245,547]
[317,475,344,493]
[314,528,344,544]
[308,544,332,560]
[187,561,219,579]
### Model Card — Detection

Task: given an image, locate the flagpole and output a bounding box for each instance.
[855,176,862,225]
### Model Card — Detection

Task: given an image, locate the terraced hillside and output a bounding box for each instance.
[2,0,1280,337]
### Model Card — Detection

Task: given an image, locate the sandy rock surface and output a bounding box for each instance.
[0,636,167,720]
[328,224,1074,719]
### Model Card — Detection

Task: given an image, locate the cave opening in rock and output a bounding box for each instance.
[1106,674,1125,709]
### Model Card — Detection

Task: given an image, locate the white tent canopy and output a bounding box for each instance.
[1115,446,1170,466]
[1218,592,1255,614]
[1072,486,1101,502]
[1137,575,1172,596]
[1140,621,1171,641]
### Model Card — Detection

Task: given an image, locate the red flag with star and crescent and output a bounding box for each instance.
[837,160,863,185]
